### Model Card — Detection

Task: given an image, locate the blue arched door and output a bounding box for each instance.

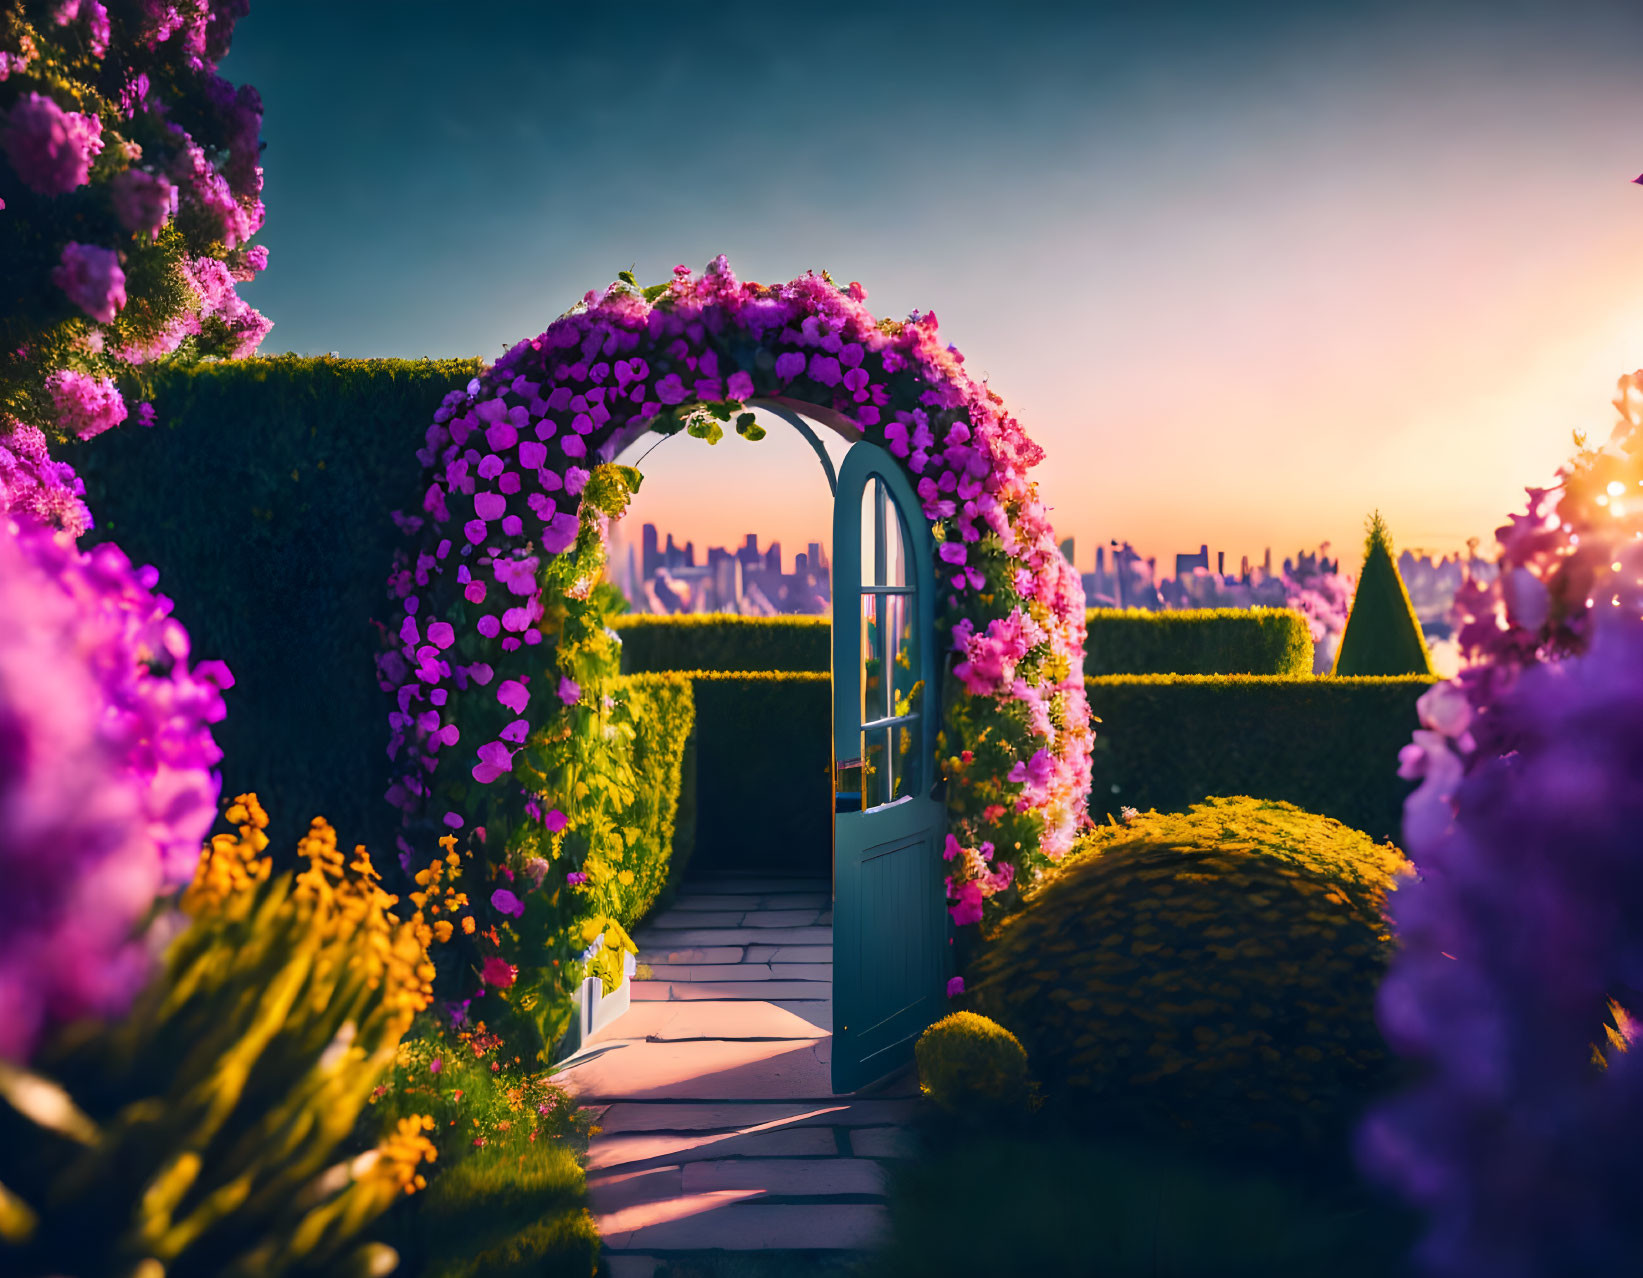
[831,441,950,1093]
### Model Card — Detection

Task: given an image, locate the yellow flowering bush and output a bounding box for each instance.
[0,794,453,1277]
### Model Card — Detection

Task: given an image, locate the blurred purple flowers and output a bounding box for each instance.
[1360,600,1643,1277]
[0,514,230,1063]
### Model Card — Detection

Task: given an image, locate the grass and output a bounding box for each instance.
[364,1015,603,1277]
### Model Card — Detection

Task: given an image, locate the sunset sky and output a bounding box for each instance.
[222,0,1643,580]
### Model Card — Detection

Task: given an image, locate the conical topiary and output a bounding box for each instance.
[1331,512,1435,677]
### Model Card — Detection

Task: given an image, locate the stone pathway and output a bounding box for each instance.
[552,874,919,1277]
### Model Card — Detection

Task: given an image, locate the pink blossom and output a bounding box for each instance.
[111,168,176,239]
[1,92,103,195]
[46,369,127,440]
[480,957,516,988]
[51,243,127,323]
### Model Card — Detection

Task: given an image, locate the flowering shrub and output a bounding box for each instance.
[0,794,447,1275]
[1436,370,1643,764]
[1359,602,1643,1277]
[382,258,1092,961]
[1,0,269,536]
[0,511,230,1063]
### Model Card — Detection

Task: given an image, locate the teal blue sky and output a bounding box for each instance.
[221,0,1643,575]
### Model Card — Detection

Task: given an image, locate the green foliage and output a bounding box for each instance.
[466,468,695,1057]
[1084,607,1314,676]
[1332,512,1435,677]
[1085,673,1439,841]
[61,354,484,864]
[865,1132,1417,1278]
[367,1020,599,1278]
[0,801,439,1277]
[969,798,1411,1160]
[689,671,832,876]
[915,1013,1035,1120]
[613,614,830,674]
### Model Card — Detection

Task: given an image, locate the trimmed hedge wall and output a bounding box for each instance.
[614,614,830,674]
[1085,674,1438,842]
[62,354,483,861]
[1083,607,1314,677]
[684,670,832,876]
[610,672,698,927]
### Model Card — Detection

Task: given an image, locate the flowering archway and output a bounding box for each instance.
[380,258,1092,1033]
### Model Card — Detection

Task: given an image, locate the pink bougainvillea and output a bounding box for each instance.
[0,90,103,195]
[384,259,1093,926]
[1,2,267,531]
[51,242,127,324]
[0,513,232,1063]
[45,368,127,440]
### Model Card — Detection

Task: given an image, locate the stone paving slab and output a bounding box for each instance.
[604,1202,890,1251]
[646,911,747,929]
[586,1001,829,1043]
[643,963,833,983]
[745,945,833,963]
[643,963,783,982]
[739,909,825,927]
[587,1125,840,1171]
[632,980,831,1002]
[595,1099,920,1134]
[685,878,831,895]
[558,1037,832,1101]
[638,927,833,947]
[749,892,832,909]
[681,1157,887,1196]
[637,946,746,965]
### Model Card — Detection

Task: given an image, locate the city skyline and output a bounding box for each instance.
[221,1,1643,586]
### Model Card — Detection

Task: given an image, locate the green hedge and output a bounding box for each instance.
[613,613,830,673]
[62,354,483,861]
[613,672,698,923]
[1084,607,1314,677]
[683,670,832,876]
[1085,674,1437,843]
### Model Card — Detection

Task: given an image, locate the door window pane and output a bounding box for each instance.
[862,727,890,808]
[885,593,919,719]
[883,501,908,588]
[861,593,886,725]
[891,718,920,799]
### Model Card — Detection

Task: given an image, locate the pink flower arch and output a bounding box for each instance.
[383,258,1093,925]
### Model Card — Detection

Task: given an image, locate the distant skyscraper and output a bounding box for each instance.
[766,541,781,575]
[642,523,660,579]
[1059,537,1076,567]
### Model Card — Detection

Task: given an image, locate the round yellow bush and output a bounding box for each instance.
[968,797,1411,1155]
[915,1011,1035,1118]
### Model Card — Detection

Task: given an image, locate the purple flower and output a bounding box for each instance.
[474,492,507,522]
[1,92,103,195]
[566,871,589,886]
[471,739,515,784]
[427,620,455,649]
[496,679,529,714]
[946,976,965,998]
[544,808,568,833]
[0,517,227,1062]
[557,676,581,706]
[774,351,806,381]
[111,168,176,240]
[52,243,127,324]
[490,888,524,918]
